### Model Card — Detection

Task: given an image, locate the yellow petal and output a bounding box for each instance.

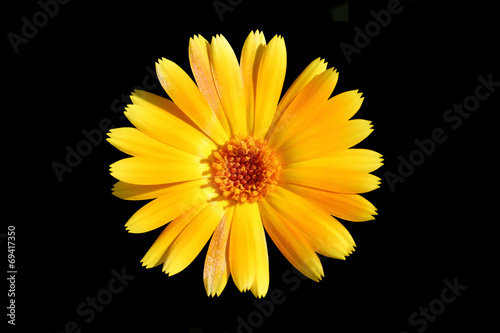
[265,187,354,258]
[274,57,328,119]
[189,35,231,136]
[249,210,269,298]
[124,179,212,233]
[130,90,198,129]
[124,103,216,158]
[240,30,267,136]
[107,127,201,159]
[112,181,195,201]
[280,164,381,194]
[253,35,287,138]
[204,205,234,297]
[268,67,339,150]
[163,200,226,276]
[286,148,383,173]
[320,89,364,124]
[259,199,324,281]
[278,119,374,164]
[141,202,208,268]
[274,90,364,143]
[266,57,328,141]
[110,156,208,185]
[211,34,247,136]
[229,203,263,292]
[156,58,229,144]
[281,183,378,222]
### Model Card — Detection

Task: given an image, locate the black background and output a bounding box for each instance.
[5,0,498,332]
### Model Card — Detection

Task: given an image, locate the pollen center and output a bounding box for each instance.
[211,135,281,204]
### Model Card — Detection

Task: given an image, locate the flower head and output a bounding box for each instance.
[108,31,382,297]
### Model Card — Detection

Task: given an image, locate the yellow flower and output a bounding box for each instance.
[108,30,382,298]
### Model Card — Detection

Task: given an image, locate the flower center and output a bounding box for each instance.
[211,135,281,204]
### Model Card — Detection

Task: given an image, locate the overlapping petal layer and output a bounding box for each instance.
[240,30,267,136]
[264,187,355,259]
[156,57,229,145]
[268,67,339,150]
[259,199,324,281]
[277,119,374,164]
[110,156,209,185]
[163,200,227,276]
[189,35,231,137]
[229,203,268,294]
[203,205,234,297]
[141,202,209,268]
[123,100,216,157]
[281,183,378,222]
[211,34,248,136]
[268,57,328,136]
[253,35,287,138]
[123,179,213,233]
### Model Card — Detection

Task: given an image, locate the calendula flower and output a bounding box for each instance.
[108,30,382,298]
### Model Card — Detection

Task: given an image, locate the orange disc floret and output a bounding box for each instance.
[212,136,281,204]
